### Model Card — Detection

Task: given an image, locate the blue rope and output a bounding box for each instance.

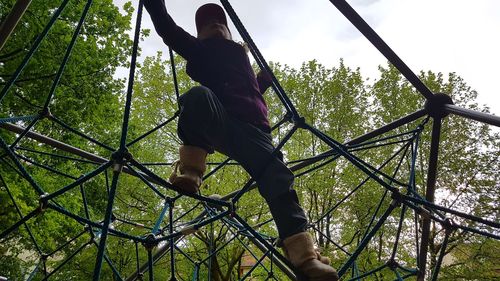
[0,115,38,124]
[191,264,199,281]
[152,200,170,234]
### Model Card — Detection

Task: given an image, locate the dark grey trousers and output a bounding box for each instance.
[177,86,308,239]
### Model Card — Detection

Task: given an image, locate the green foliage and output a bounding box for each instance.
[0,0,133,279]
[0,2,498,279]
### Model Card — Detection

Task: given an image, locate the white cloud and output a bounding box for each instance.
[118,0,500,115]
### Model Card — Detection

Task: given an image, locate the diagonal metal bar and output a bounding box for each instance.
[403,194,500,229]
[129,158,230,207]
[1,123,172,188]
[401,198,500,240]
[0,0,32,50]
[155,210,231,243]
[124,163,165,199]
[219,0,299,118]
[310,224,350,255]
[444,104,500,127]
[152,200,170,234]
[89,241,125,281]
[45,229,88,258]
[328,0,434,99]
[347,109,427,147]
[0,0,71,104]
[223,214,296,280]
[103,253,125,281]
[240,248,272,280]
[231,213,296,277]
[1,122,110,163]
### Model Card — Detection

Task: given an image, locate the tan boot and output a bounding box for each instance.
[168,145,207,194]
[283,232,339,281]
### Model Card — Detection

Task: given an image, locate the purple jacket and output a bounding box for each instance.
[144,0,271,131]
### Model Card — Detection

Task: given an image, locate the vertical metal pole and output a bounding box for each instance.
[135,242,141,278]
[410,138,421,269]
[148,249,154,281]
[418,117,442,281]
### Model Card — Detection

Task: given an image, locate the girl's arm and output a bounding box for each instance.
[144,0,200,60]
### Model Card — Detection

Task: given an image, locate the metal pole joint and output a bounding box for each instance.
[228,201,236,217]
[39,107,53,119]
[386,259,398,270]
[111,149,132,173]
[424,93,454,119]
[142,233,158,251]
[207,193,224,211]
[390,190,403,207]
[292,116,306,128]
[442,218,456,234]
[37,193,49,213]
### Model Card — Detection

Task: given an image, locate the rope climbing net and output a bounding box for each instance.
[1,0,499,280]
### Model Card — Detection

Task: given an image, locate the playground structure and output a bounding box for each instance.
[1,0,499,280]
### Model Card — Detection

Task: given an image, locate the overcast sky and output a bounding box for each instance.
[118,0,500,115]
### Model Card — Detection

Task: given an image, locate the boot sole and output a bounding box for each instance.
[171,177,199,194]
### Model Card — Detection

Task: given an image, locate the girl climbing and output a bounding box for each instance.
[144,1,338,280]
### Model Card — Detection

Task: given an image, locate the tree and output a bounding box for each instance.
[1,1,498,277]
[0,0,133,278]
